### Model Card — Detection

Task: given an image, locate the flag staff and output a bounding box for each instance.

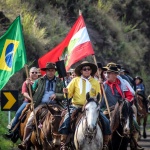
[24,65,41,145]
[92,55,111,120]
[78,10,111,119]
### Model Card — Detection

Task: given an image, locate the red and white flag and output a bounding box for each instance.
[38,15,94,71]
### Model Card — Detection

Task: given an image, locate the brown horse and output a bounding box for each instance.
[19,104,62,150]
[109,99,135,150]
[136,94,148,139]
[19,104,33,149]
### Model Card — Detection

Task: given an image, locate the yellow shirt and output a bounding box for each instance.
[67,76,100,106]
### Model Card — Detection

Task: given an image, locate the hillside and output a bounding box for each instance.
[0,0,150,94]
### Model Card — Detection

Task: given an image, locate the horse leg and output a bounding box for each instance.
[137,118,141,140]
[143,115,147,138]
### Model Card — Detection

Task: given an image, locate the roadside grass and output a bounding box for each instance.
[0,111,20,150]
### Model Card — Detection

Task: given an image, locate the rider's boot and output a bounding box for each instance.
[60,135,68,150]
[102,135,110,150]
[4,131,14,139]
[18,127,32,150]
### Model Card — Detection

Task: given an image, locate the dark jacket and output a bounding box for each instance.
[32,75,64,107]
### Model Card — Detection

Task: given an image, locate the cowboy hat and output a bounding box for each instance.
[75,61,97,76]
[41,62,57,71]
[134,76,143,83]
[103,63,119,73]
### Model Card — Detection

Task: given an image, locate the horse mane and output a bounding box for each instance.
[110,102,120,132]
[111,100,134,133]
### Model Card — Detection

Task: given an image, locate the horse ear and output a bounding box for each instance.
[86,92,90,102]
[96,93,100,102]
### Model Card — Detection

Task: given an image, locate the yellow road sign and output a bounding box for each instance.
[3,92,16,109]
[1,90,18,111]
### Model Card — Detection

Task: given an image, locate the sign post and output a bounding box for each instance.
[1,90,18,111]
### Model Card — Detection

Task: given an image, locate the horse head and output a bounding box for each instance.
[46,104,62,135]
[118,99,133,136]
[84,92,100,133]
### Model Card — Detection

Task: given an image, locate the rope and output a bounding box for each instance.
[116,130,124,138]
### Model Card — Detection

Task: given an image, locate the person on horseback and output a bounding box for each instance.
[65,70,72,86]
[4,67,39,140]
[18,62,64,149]
[59,61,111,150]
[134,76,148,113]
[100,63,144,150]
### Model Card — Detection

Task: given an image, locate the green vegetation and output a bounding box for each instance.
[0,111,20,150]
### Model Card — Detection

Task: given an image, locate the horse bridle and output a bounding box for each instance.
[82,101,99,143]
[79,115,97,144]
[39,108,61,148]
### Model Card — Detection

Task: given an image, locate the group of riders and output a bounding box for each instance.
[4,60,148,150]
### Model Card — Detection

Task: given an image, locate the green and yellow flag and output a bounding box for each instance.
[0,16,27,90]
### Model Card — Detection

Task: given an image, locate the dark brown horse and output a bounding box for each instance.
[109,99,134,150]
[19,104,62,150]
[136,94,148,139]
[19,104,33,149]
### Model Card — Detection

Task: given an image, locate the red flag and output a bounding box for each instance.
[38,15,94,70]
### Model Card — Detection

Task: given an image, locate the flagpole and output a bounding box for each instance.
[92,55,111,120]
[24,65,41,145]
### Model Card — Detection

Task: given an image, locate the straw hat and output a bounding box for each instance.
[75,61,97,76]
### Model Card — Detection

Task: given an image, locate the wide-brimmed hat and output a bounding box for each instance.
[75,61,97,76]
[103,62,119,73]
[41,62,57,71]
[134,76,143,83]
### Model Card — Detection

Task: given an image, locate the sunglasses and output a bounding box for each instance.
[82,67,91,71]
[31,72,38,74]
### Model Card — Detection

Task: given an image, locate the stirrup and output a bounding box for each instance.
[18,143,26,150]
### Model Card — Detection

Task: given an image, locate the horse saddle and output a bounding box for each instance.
[35,104,63,126]
[103,105,115,117]
[59,107,83,133]
[19,103,31,123]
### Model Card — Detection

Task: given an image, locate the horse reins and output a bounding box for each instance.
[116,100,132,150]
[38,108,62,148]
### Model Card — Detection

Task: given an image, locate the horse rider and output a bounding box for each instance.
[118,65,136,90]
[100,63,144,150]
[4,67,39,139]
[134,76,148,113]
[65,70,73,86]
[59,61,111,150]
[18,62,64,149]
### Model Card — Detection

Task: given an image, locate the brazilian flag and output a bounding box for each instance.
[0,16,27,90]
